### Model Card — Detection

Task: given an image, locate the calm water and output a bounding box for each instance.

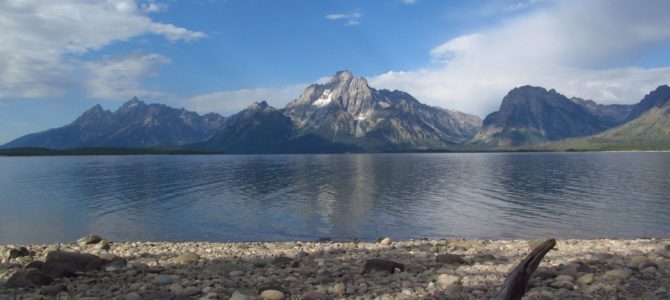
[0,152,669,244]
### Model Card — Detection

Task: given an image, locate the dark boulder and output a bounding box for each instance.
[362,259,405,274]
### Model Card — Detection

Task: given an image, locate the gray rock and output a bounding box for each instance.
[229,291,251,300]
[42,250,105,278]
[437,274,461,289]
[379,237,392,246]
[174,252,200,264]
[153,274,175,285]
[77,234,103,245]
[362,258,405,273]
[272,256,294,268]
[436,254,465,265]
[577,273,593,285]
[5,269,54,288]
[302,291,332,300]
[91,239,110,250]
[125,292,142,300]
[604,268,633,279]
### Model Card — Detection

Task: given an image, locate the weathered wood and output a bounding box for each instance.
[497,238,556,300]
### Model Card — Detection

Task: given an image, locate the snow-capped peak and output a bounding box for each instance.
[313,89,333,107]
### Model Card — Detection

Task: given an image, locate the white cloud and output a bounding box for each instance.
[0,0,204,99]
[401,0,416,4]
[85,52,171,100]
[185,84,309,115]
[368,0,670,116]
[325,11,362,26]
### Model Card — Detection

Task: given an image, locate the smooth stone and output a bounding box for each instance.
[577,273,594,285]
[230,291,251,300]
[229,270,244,277]
[362,258,405,273]
[125,292,142,300]
[436,254,465,265]
[302,291,332,300]
[550,280,573,289]
[184,286,201,296]
[153,274,174,285]
[641,266,657,274]
[604,268,633,279]
[554,275,574,282]
[92,239,110,250]
[77,235,103,245]
[437,274,461,289]
[5,269,54,288]
[259,289,285,300]
[25,260,44,270]
[332,282,346,295]
[380,238,392,246]
[174,252,200,264]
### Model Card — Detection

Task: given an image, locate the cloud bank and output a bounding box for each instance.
[369,0,670,116]
[0,0,204,100]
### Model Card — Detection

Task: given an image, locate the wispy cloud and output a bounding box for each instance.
[401,0,416,4]
[85,52,171,100]
[0,0,204,100]
[185,84,309,115]
[325,10,362,26]
[369,0,670,116]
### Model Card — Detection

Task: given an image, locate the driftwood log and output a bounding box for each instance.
[497,238,556,300]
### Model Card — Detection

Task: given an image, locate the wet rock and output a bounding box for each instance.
[436,254,465,265]
[5,269,54,288]
[362,258,405,273]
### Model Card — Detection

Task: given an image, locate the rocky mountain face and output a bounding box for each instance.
[2,97,226,149]
[471,86,626,147]
[280,70,482,151]
[194,70,483,153]
[543,92,670,150]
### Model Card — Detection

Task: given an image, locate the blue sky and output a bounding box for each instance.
[1,0,670,144]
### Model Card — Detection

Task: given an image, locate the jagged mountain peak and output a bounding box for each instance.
[246,100,270,111]
[626,84,670,121]
[118,96,147,112]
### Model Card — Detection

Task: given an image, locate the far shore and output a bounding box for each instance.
[1,237,668,299]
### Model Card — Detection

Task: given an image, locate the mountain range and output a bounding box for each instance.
[2,70,669,153]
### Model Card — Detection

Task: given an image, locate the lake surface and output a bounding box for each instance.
[1,152,669,244]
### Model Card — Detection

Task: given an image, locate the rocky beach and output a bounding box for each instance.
[1,237,669,299]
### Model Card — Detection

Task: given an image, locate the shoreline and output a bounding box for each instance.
[1,238,669,299]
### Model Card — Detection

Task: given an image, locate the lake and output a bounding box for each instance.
[0,152,669,244]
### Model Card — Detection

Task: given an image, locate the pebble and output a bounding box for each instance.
[437,274,461,289]
[260,289,285,300]
[153,274,174,285]
[380,237,392,246]
[577,273,594,285]
[174,252,200,264]
[604,268,633,279]
[1,238,668,299]
[125,292,142,300]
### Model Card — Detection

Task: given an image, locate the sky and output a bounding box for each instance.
[1,0,670,144]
